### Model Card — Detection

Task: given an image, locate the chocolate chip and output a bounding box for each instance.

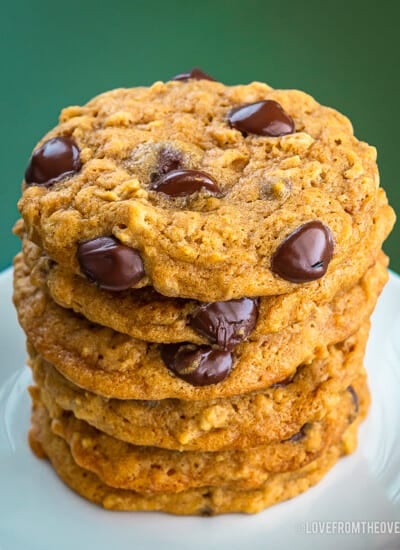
[171,68,216,81]
[25,137,81,186]
[347,385,359,413]
[189,298,258,350]
[150,147,183,182]
[77,236,145,291]
[160,344,232,386]
[228,100,295,137]
[284,423,310,443]
[157,147,183,175]
[150,169,220,197]
[199,506,214,517]
[271,221,334,283]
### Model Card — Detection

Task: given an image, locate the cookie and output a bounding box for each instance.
[30,322,369,451]
[19,194,392,343]
[14,249,387,399]
[30,373,367,493]
[29,401,362,515]
[18,79,394,301]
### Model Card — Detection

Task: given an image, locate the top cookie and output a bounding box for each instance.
[18,75,388,300]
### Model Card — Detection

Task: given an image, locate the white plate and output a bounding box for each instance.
[0,267,400,550]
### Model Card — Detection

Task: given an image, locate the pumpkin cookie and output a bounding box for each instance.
[30,372,368,493]
[18,194,392,344]
[29,393,365,515]
[30,322,368,451]
[14,250,387,399]
[18,79,394,301]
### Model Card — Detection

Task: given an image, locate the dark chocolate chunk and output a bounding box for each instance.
[77,236,145,291]
[150,169,220,197]
[227,100,295,137]
[25,137,81,186]
[284,423,310,443]
[171,68,216,82]
[199,506,214,517]
[160,344,232,386]
[271,221,334,283]
[189,298,259,350]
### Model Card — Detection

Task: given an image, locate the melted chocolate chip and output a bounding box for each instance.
[347,385,359,413]
[77,236,145,291]
[150,169,220,197]
[171,68,216,81]
[227,100,295,137]
[284,423,310,443]
[151,147,183,182]
[189,298,259,350]
[271,221,334,283]
[25,137,81,186]
[199,506,214,517]
[160,344,232,386]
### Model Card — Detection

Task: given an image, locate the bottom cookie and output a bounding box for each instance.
[31,373,367,493]
[29,404,363,515]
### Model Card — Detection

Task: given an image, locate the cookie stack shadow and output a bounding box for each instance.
[13,210,392,515]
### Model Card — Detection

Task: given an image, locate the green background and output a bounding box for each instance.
[0,0,398,271]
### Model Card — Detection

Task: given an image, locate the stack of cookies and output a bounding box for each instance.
[13,71,395,515]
